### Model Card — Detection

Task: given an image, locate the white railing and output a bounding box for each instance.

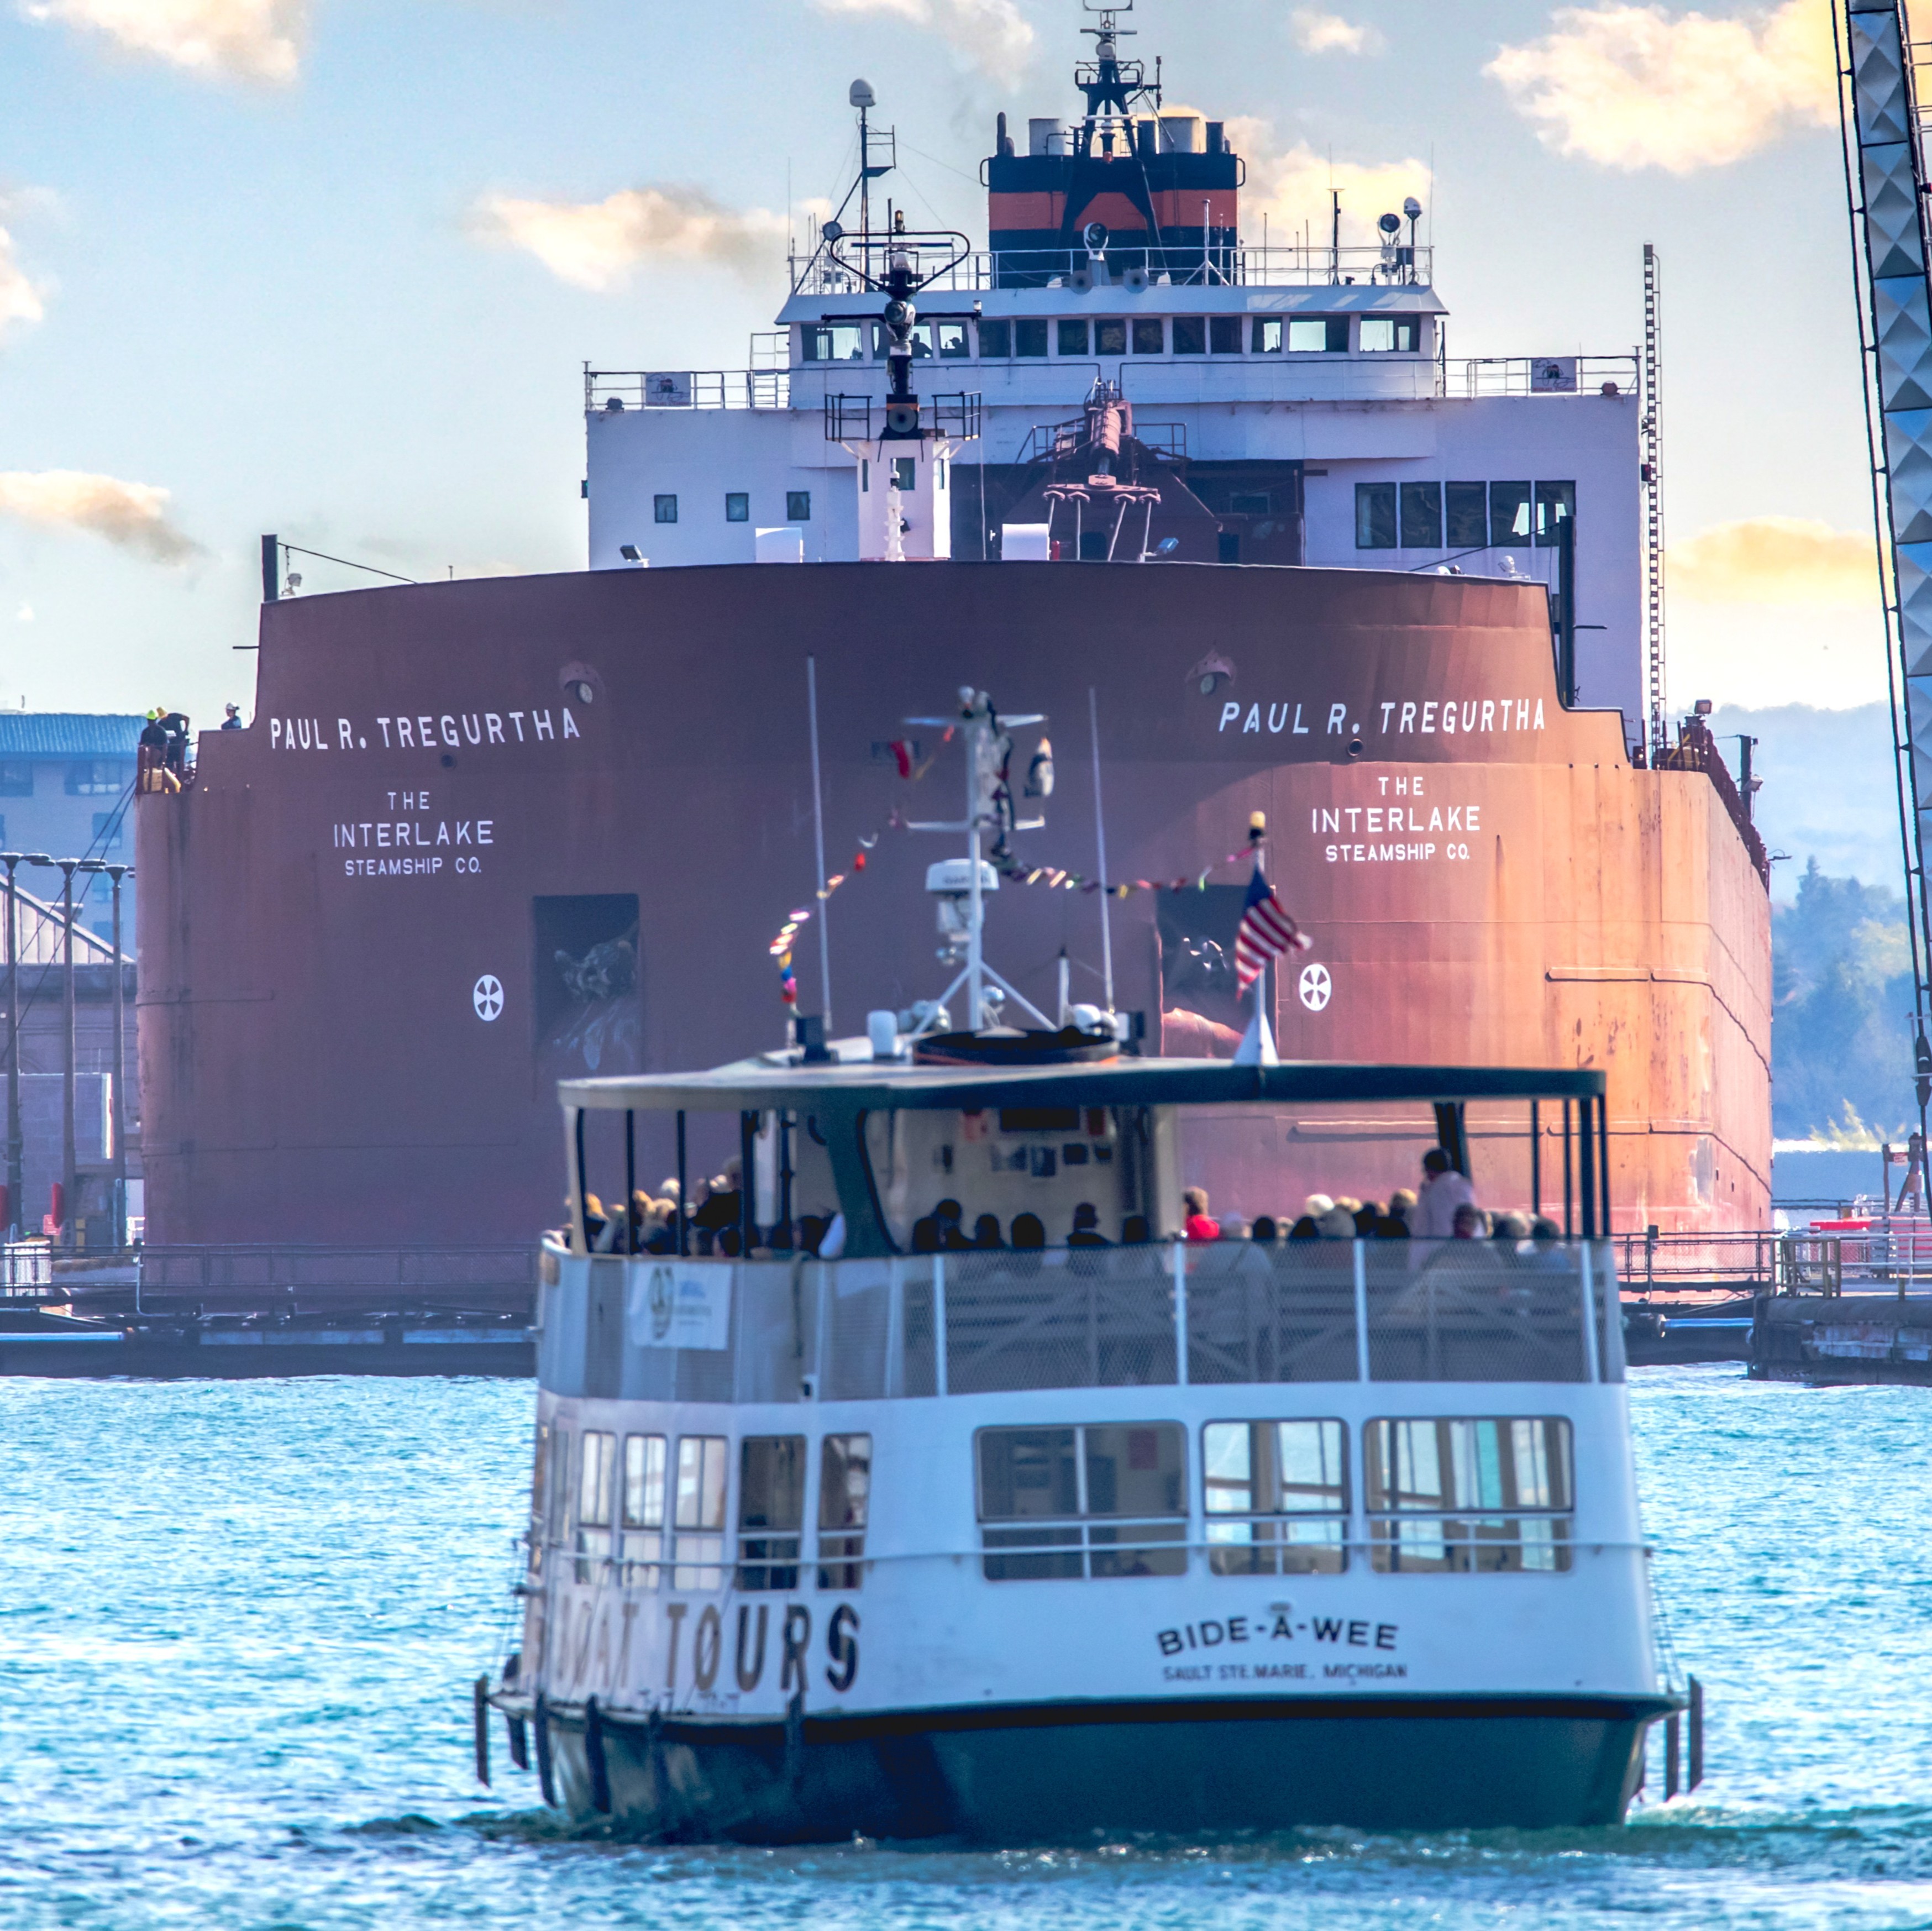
[788,243,1436,296]
[585,370,790,413]
[546,1240,1627,1402]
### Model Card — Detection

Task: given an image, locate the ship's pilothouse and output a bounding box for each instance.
[484,684,1683,1842]
[583,0,1647,734]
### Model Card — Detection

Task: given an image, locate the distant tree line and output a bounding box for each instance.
[1773,859,1918,1143]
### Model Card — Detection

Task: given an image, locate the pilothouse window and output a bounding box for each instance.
[977,1424,1186,1581]
[737,1435,806,1591]
[818,1433,872,1591]
[802,323,869,362]
[1203,1420,1349,1575]
[1365,1417,1574,1573]
[1360,316,1421,352]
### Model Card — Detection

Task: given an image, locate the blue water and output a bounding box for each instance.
[1,1366,1928,1928]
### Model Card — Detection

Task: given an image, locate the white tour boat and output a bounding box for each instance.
[482,696,1679,1834]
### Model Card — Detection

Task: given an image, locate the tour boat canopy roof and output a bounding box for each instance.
[559,1056,1607,1117]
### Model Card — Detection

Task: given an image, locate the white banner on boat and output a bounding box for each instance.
[626,1262,733,1351]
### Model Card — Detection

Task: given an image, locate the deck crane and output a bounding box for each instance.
[1838,0,1932,1169]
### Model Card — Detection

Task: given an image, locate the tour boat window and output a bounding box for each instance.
[1172,317,1206,355]
[1203,1420,1348,1576]
[817,1433,872,1591]
[1252,318,1282,354]
[545,1427,573,1551]
[977,1424,1186,1581]
[802,323,869,362]
[1132,317,1164,354]
[1209,316,1242,354]
[725,492,749,523]
[1446,481,1488,548]
[1400,481,1443,549]
[1360,316,1420,353]
[786,490,812,522]
[1355,483,1397,550]
[936,319,970,359]
[979,318,1011,357]
[737,1434,806,1591]
[654,495,678,525]
[1534,482,1576,547]
[1288,317,1348,353]
[1058,318,1091,356]
[672,1435,729,1591]
[529,1421,555,1576]
[1095,318,1127,355]
[622,1432,666,1588]
[1489,482,1533,549]
[1364,1418,1574,1574]
[1014,318,1049,358]
[575,1429,616,1580]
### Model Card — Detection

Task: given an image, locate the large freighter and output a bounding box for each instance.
[136,8,1770,1245]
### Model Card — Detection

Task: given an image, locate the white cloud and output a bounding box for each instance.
[0,471,201,563]
[1487,1,1834,174]
[20,0,308,83]
[471,185,789,289]
[0,226,46,343]
[812,0,1033,82]
[1671,516,1876,605]
[1225,116,1430,246]
[1291,9,1384,56]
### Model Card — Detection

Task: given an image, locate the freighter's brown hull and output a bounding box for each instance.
[136,561,1768,1242]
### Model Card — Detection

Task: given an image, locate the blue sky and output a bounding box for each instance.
[0,0,1886,724]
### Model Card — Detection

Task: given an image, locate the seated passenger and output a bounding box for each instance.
[1067,1203,1109,1247]
[1490,1211,1530,1243]
[935,1198,972,1251]
[1183,1187,1221,1242]
[1388,1188,1418,1232]
[1353,1201,1382,1237]
[971,1213,1004,1248]
[1304,1193,1336,1220]
[1451,1201,1488,1240]
[1373,1209,1411,1240]
[910,1216,943,1253]
[1010,1212,1046,1250]
[1250,1215,1279,1243]
[692,1161,743,1243]
[1121,1214,1151,1244]
[1315,1205,1357,1240]
[1287,1215,1320,1241]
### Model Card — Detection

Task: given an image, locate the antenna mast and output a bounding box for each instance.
[1642,243,1666,756]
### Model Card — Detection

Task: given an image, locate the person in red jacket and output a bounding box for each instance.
[1183,1187,1221,1242]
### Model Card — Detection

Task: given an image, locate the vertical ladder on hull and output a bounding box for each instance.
[1839,0,1932,1141]
[1641,245,1666,759]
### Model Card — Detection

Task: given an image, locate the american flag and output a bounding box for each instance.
[1234,859,1310,991]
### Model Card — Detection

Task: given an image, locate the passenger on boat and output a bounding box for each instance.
[936,1199,974,1251]
[1121,1214,1151,1244]
[1315,1205,1357,1240]
[692,1161,743,1250]
[1067,1203,1109,1247]
[1451,1201,1487,1240]
[1352,1200,1383,1237]
[1490,1211,1530,1242]
[1251,1215,1279,1242]
[1011,1213,1046,1250]
[1183,1187,1220,1241]
[1388,1188,1419,1232]
[1304,1193,1336,1219]
[971,1213,1004,1248]
[1415,1149,1478,1237]
[1287,1215,1320,1240]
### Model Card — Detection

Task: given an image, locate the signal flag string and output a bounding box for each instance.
[769,789,1311,1010]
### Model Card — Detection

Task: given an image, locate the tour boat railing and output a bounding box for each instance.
[543,1239,1627,1400]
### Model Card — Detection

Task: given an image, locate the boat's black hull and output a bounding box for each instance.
[526,1693,1670,1841]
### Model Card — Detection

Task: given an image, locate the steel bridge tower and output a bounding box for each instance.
[1839,0,1932,1142]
